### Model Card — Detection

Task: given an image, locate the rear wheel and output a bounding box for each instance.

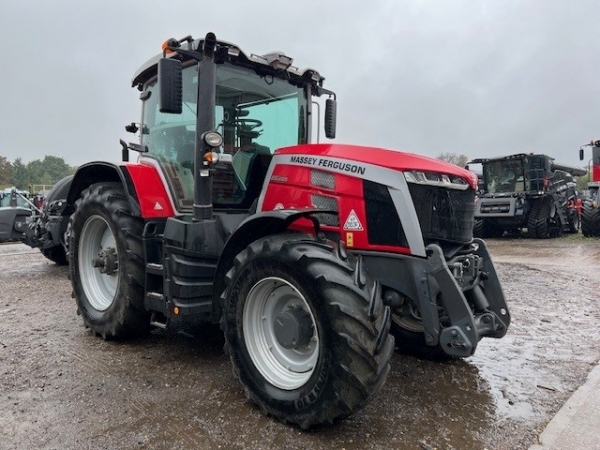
[69,183,149,339]
[581,201,600,237]
[222,234,394,428]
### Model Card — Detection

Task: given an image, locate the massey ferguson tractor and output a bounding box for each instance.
[39,33,509,428]
[579,141,600,237]
[469,153,586,238]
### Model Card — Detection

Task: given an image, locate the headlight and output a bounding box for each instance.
[404,170,469,190]
[202,131,223,148]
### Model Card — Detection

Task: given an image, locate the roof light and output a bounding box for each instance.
[161,38,180,56]
[262,52,293,70]
[227,47,241,57]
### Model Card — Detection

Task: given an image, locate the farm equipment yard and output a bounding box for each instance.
[0,236,598,450]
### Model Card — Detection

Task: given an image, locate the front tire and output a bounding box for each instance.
[390,299,452,361]
[222,234,394,428]
[69,183,149,339]
[474,219,504,238]
[527,197,552,238]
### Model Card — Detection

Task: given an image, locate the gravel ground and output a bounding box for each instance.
[0,236,599,450]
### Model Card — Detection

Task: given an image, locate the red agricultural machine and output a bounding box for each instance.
[579,141,600,237]
[30,33,510,427]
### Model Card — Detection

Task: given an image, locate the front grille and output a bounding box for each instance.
[480,201,511,213]
[311,194,339,226]
[311,169,335,189]
[408,184,475,244]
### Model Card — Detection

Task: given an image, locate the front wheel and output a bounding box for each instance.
[69,183,150,339]
[222,234,394,428]
[390,299,452,361]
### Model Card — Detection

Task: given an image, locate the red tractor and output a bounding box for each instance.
[53,33,509,428]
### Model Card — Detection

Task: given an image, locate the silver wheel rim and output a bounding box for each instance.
[243,277,319,390]
[79,215,118,311]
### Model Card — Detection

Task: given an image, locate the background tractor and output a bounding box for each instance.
[469,153,586,238]
[0,187,37,243]
[32,33,510,427]
[579,141,600,237]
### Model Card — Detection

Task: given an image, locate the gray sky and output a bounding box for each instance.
[1,0,598,170]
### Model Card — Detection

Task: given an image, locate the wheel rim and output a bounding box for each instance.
[78,215,118,311]
[243,277,319,390]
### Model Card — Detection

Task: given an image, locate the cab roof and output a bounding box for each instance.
[131,35,325,90]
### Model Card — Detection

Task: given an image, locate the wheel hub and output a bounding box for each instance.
[274,308,314,349]
[91,247,118,275]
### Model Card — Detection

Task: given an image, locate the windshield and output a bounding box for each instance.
[482,159,526,193]
[141,63,308,210]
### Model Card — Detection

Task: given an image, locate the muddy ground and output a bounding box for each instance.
[1,236,599,450]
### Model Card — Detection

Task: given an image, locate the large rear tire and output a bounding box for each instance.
[222,234,394,428]
[581,201,600,237]
[69,183,149,339]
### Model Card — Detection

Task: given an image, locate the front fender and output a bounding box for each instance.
[211,208,334,320]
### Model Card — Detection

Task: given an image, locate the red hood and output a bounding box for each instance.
[276,143,478,189]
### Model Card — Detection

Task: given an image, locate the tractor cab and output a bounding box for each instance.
[130,36,336,213]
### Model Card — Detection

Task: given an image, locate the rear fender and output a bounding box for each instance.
[211,209,333,320]
[66,162,175,219]
[66,162,140,216]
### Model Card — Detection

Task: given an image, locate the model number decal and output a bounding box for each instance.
[289,156,366,175]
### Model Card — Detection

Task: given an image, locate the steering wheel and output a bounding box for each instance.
[234,118,263,128]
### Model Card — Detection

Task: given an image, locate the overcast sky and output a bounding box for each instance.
[1,0,599,170]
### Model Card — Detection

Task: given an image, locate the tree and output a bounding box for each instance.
[4,155,76,192]
[10,158,28,190]
[575,174,590,191]
[0,155,11,187]
[26,156,76,190]
[437,152,469,168]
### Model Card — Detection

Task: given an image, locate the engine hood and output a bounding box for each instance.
[276,143,478,189]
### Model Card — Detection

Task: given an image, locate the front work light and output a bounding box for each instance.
[203,131,223,148]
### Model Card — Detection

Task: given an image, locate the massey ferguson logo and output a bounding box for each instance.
[289,156,366,175]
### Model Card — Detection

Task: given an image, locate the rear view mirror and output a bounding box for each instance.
[158,58,183,114]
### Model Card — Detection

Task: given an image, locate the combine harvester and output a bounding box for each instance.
[469,153,586,238]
